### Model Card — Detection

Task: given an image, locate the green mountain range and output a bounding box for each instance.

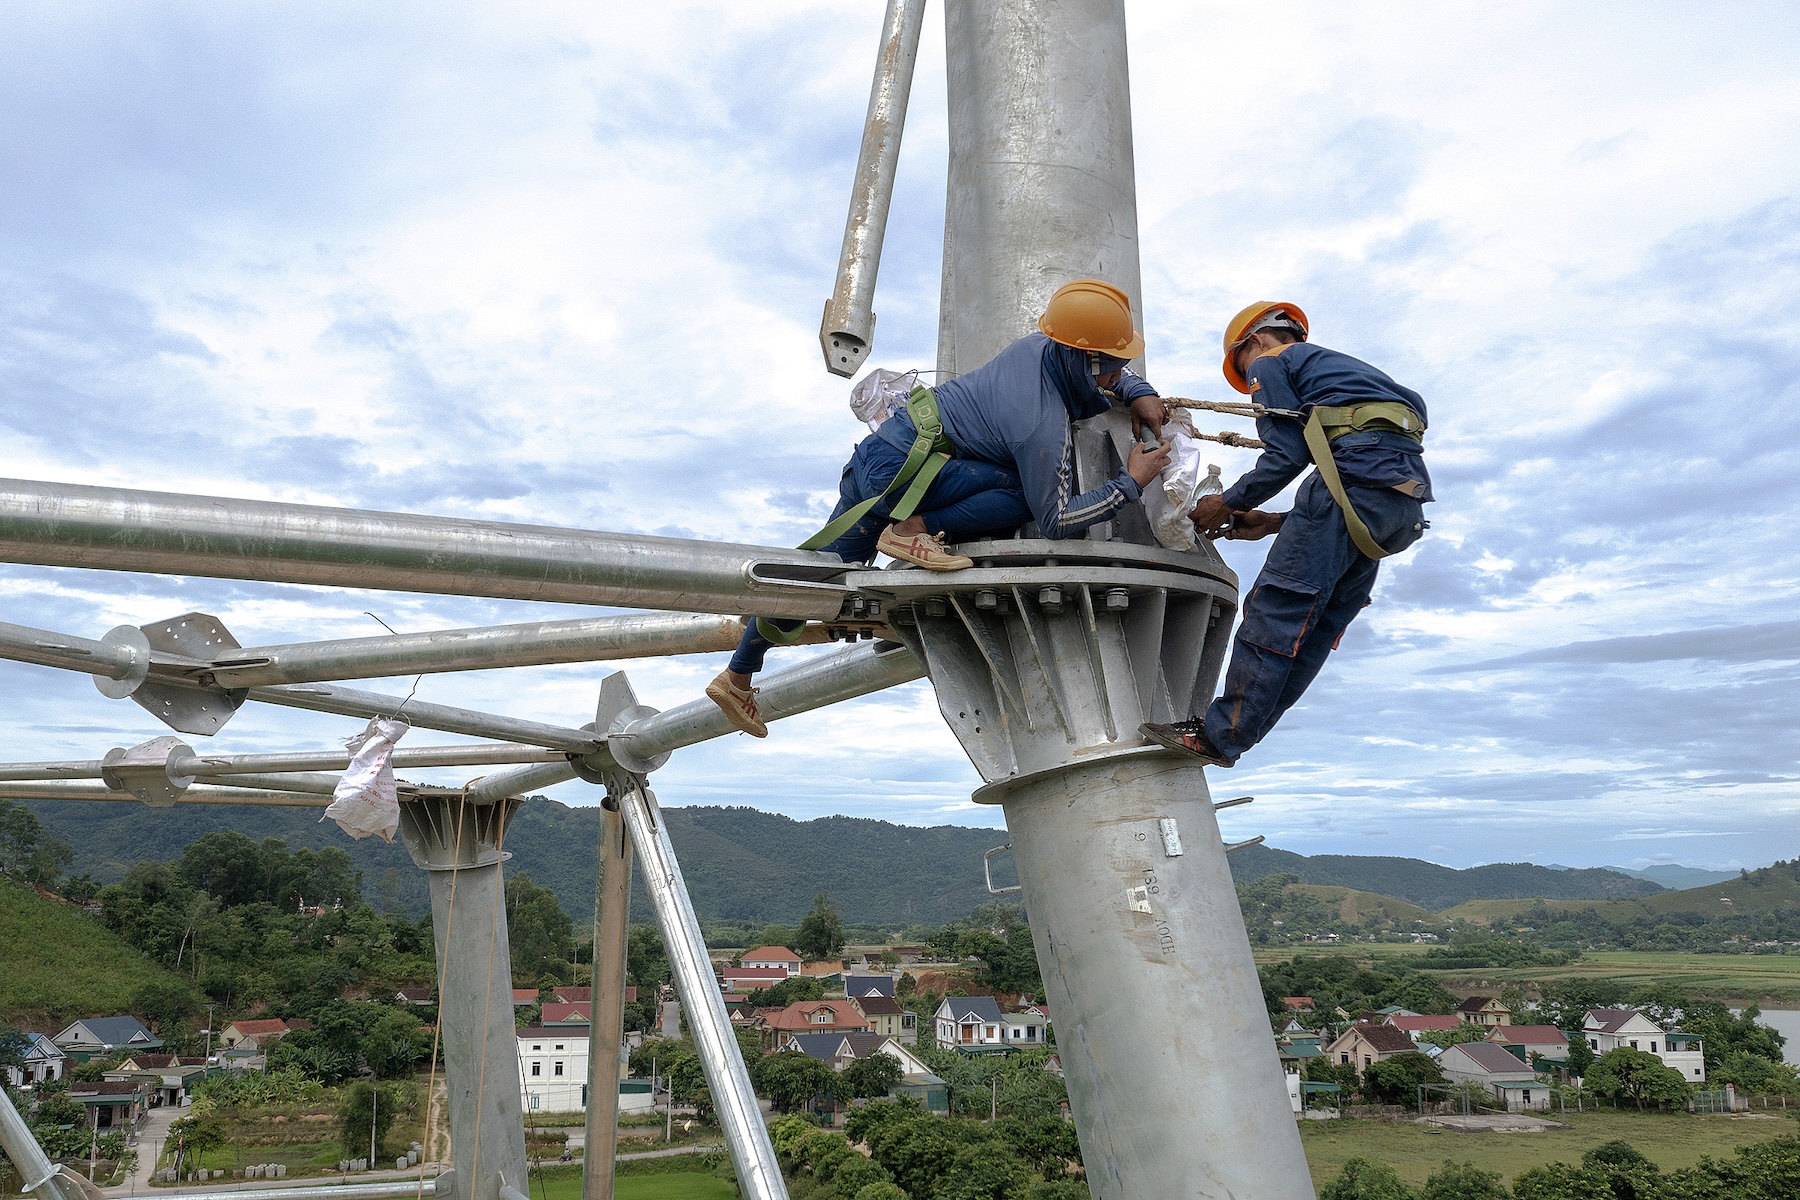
[25,797,1663,926]
[1226,844,1664,911]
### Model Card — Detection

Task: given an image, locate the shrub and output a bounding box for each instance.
[1321,1157,1418,1200]
[1421,1160,1507,1200]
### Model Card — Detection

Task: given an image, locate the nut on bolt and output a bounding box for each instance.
[1105,587,1130,611]
[924,598,947,618]
[975,590,999,611]
[1038,585,1063,613]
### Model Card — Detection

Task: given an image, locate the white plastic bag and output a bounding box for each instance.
[323,716,410,842]
[849,368,919,431]
[1142,416,1209,551]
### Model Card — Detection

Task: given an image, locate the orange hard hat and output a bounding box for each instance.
[1221,301,1309,393]
[1038,278,1145,360]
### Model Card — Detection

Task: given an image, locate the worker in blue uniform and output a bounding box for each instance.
[709,278,1172,737]
[1142,301,1432,766]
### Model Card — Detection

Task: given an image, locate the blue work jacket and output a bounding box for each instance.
[1221,342,1433,512]
[877,333,1160,539]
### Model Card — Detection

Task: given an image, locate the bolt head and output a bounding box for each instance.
[1105,588,1130,611]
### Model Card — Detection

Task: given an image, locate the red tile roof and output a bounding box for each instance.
[540,1002,591,1024]
[553,987,591,1003]
[225,1019,292,1037]
[762,1001,868,1033]
[742,947,801,962]
[1350,1024,1417,1054]
[1387,1015,1464,1033]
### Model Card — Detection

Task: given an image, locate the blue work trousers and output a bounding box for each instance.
[729,423,1030,676]
[1203,473,1425,760]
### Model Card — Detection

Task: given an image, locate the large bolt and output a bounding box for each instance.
[1105,588,1130,612]
[1038,585,1063,614]
[924,598,948,618]
[975,590,999,611]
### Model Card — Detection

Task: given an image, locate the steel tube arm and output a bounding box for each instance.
[0,1082,90,1200]
[246,682,604,753]
[617,779,786,1200]
[464,639,924,802]
[0,478,855,618]
[0,620,141,680]
[0,744,562,782]
[204,613,829,688]
[0,782,330,806]
[819,0,926,377]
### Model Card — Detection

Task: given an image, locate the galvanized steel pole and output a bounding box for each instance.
[582,803,632,1200]
[0,1070,108,1200]
[929,3,1314,1194]
[941,0,1145,375]
[818,0,927,377]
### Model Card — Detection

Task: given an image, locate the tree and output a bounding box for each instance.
[841,1053,902,1100]
[1565,1034,1595,1079]
[1361,1053,1444,1105]
[1417,1024,1489,1050]
[626,924,669,989]
[0,801,72,888]
[1320,1157,1418,1200]
[362,1008,427,1078]
[1421,1161,1506,1200]
[754,1051,840,1113]
[796,893,846,961]
[1683,1000,1786,1074]
[337,1082,398,1159]
[168,1108,226,1167]
[0,1025,30,1077]
[995,1114,1082,1181]
[1584,1047,1691,1109]
[934,1142,1033,1200]
[505,874,573,983]
[132,979,200,1032]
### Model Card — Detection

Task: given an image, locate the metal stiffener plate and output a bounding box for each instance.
[130,682,246,736]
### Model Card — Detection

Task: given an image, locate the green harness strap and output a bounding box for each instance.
[1301,401,1426,562]
[757,386,955,646]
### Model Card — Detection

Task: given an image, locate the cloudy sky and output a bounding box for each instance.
[1,2,1796,873]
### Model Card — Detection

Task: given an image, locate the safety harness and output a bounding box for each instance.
[756,385,955,646]
[1298,400,1426,560]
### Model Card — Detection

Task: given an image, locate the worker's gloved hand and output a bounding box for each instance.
[1127,438,1172,486]
[1221,509,1284,541]
[1129,394,1168,440]
[1189,493,1234,538]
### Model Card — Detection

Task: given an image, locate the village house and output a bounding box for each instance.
[1001,1009,1048,1047]
[3,1033,65,1088]
[66,1080,150,1129]
[763,1001,869,1050]
[934,997,1009,1052]
[848,995,917,1045]
[785,1033,948,1114]
[1436,1042,1549,1112]
[740,946,803,977]
[1385,1015,1465,1042]
[1282,997,1315,1013]
[52,1016,162,1062]
[218,1018,307,1051]
[1323,1023,1417,1075]
[540,1002,591,1027]
[721,967,791,993]
[1490,1025,1570,1065]
[104,1053,210,1108]
[844,974,897,999]
[1456,996,1512,1028]
[395,987,434,1006]
[1583,1008,1706,1082]
[515,1027,654,1116]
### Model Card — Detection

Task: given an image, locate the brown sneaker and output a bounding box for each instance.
[1139,720,1235,766]
[705,671,768,738]
[876,526,974,571]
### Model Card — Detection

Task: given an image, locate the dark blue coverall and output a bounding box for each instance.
[730,333,1161,676]
[1203,341,1433,761]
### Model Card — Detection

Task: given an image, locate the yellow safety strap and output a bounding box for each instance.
[759,387,955,646]
[1302,407,1395,561]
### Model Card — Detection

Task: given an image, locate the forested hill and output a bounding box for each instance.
[1227,844,1663,911]
[22,797,1012,927]
[25,795,1660,925]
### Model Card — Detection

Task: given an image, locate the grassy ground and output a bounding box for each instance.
[528,1167,734,1200]
[0,878,192,1027]
[1251,945,1800,1005]
[1299,1110,1796,1189]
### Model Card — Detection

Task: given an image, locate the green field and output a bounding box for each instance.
[1251,944,1800,1004]
[530,1168,733,1200]
[1298,1110,1796,1189]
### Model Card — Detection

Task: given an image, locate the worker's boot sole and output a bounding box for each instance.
[1139,722,1235,767]
[705,672,769,738]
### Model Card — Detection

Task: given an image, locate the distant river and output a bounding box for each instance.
[1750,1009,1800,1064]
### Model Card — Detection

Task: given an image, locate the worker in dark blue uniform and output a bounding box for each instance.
[708,278,1172,737]
[1142,301,1432,765]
